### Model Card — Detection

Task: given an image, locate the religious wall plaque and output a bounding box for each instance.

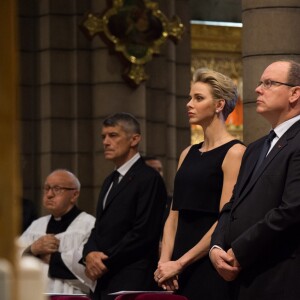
[80,0,184,86]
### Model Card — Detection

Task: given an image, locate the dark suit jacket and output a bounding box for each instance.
[83,157,167,299]
[212,120,300,300]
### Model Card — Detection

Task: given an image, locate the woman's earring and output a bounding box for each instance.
[216,110,219,113]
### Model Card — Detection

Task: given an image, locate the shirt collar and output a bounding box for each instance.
[52,205,80,222]
[116,152,141,177]
[273,114,300,139]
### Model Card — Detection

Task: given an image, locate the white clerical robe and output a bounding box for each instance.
[19,211,95,294]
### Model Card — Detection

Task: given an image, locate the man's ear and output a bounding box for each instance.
[131,134,141,147]
[289,86,300,104]
[71,190,80,204]
[289,86,300,108]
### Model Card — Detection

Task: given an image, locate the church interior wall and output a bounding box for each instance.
[19,0,191,215]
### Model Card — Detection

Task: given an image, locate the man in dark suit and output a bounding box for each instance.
[210,60,300,300]
[83,112,167,300]
[143,156,172,225]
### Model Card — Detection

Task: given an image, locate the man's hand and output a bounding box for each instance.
[227,248,240,267]
[85,251,109,281]
[210,247,241,281]
[30,234,60,256]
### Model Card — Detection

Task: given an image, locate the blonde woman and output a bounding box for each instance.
[154,69,246,300]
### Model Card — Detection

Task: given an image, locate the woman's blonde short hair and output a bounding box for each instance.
[193,68,238,121]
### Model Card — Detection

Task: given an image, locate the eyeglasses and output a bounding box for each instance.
[43,185,77,195]
[257,79,296,89]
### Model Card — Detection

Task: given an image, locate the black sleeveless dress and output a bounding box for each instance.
[172,140,243,300]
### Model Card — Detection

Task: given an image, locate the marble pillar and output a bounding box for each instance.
[242,0,300,144]
[0,0,20,299]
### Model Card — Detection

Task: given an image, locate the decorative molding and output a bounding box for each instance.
[191,24,242,78]
[191,56,242,80]
[191,23,243,144]
[191,24,242,53]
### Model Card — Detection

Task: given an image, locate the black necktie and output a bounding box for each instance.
[253,130,276,175]
[103,171,119,208]
[110,170,120,194]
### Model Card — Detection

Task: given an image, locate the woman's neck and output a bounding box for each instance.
[201,123,233,152]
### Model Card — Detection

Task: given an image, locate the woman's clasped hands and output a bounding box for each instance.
[154,260,184,291]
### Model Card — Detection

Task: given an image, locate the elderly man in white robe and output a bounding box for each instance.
[19,169,95,294]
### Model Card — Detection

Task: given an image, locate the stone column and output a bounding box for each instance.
[0,0,20,299]
[20,0,95,214]
[143,0,191,193]
[242,0,300,144]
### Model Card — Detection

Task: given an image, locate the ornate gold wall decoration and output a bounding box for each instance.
[80,0,184,86]
[191,23,243,144]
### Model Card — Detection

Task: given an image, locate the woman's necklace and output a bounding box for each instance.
[200,135,232,154]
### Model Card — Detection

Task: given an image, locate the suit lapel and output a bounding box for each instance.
[236,141,263,195]
[233,120,300,209]
[237,138,287,202]
[97,173,115,215]
[103,172,134,209]
[102,158,142,210]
